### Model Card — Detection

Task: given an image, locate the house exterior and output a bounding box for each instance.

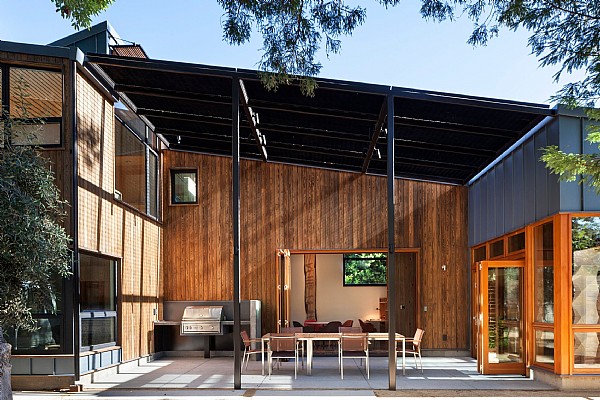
[0,22,598,391]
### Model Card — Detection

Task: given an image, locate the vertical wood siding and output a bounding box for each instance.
[76,73,161,361]
[163,151,469,350]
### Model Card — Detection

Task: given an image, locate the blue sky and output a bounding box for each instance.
[0,1,584,104]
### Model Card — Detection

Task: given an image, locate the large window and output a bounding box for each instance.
[572,217,600,369]
[0,65,62,146]
[114,109,159,218]
[343,253,387,286]
[80,253,117,349]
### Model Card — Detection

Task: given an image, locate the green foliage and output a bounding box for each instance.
[218,1,400,95]
[343,253,387,285]
[541,137,600,193]
[51,0,114,30]
[571,217,600,252]
[0,101,71,333]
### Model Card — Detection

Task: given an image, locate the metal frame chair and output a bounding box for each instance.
[267,333,301,378]
[398,328,425,372]
[281,327,304,367]
[240,330,264,371]
[338,333,369,379]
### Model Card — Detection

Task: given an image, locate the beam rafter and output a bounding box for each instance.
[239,79,268,162]
[362,99,388,173]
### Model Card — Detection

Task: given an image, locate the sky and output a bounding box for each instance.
[0,1,585,105]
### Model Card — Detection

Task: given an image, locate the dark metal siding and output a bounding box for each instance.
[468,117,561,246]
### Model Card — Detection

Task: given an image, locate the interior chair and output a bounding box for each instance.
[292,321,303,328]
[339,326,362,333]
[281,326,304,367]
[267,333,301,378]
[338,333,369,379]
[342,319,353,327]
[318,321,342,351]
[240,330,264,371]
[398,328,425,372]
[358,319,377,333]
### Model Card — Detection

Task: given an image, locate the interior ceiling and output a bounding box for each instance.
[86,53,553,185]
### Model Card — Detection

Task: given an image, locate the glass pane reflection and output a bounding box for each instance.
[488,267,522,364]
[574,332,600,369]
[535,330,554,365]
[572,217,600,325]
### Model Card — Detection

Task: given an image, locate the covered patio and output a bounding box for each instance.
[82,356,551,392]
[83,53,553,391]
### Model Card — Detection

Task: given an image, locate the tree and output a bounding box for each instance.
[343,253,387,285]
[0,85,71,336]
[51,0,114,30]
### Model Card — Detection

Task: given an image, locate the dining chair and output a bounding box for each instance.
[339,326,361,333]
[398,328,425,372]
[292,320,303,328]
[240,330,264,371]
[358,319,377,333]
[267,333,301,378]
[338,333,369,379]
[342,319,353,327]
[281,326,304,366]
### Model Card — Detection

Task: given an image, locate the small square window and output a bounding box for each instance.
[171,169,198,205]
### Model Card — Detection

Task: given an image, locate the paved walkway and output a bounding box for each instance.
[13,356,600,399]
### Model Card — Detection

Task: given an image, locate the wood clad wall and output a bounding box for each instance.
[163,151,469,350]
[76,73,161,361]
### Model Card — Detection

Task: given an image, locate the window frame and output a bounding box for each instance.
[114,115,160,219]
[0,64,64,148]
[79,252,119,352]
[342,253,388,287]
[170,168,199,206]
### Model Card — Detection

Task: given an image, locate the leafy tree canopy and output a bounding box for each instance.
[0,86,71,333]
[343,253,387,285]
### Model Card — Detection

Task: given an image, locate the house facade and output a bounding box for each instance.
[0,22,598,390]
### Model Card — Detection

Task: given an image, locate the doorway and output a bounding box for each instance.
[277,249,419,337]
[477,260,525,374]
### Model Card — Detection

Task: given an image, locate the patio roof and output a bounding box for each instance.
[86,53,553,185]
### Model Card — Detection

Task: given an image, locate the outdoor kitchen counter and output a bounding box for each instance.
[153,320,181,325]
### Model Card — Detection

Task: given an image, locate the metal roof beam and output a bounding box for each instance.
[393,87,553,115]
[394,117,520,139]
[250,99,380,122]
[394,138,497,157]
[239,79,268,162]
[114,84,232,106]
[362,99,387,173]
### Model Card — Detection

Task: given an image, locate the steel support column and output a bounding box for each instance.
[232,75,242,389]
[70,61,82,385]
[387,94,397,390]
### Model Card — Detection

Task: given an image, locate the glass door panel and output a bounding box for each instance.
[479,261,526,374]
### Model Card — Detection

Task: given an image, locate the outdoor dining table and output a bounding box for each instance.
[261,332,406,376]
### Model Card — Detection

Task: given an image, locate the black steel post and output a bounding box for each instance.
[387,93,397,390]
[232,75,242,389]
[71,61,81,384]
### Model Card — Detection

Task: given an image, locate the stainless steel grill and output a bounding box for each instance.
[180,305,225,335]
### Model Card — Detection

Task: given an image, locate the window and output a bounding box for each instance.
[473,246,487,263]
[508,232,525,253]
[80,253,117,349]
[343,253,387,286]
[5,274,65,354]
[534,222,554,323]
[0,65,63,146]
[171,169,198,204]
[114,109,159,218]
[489,239,504,258]
[571,217,600,325]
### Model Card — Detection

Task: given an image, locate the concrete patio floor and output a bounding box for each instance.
[13,357,600,399]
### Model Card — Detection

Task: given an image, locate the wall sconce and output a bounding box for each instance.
[441,264,447,272]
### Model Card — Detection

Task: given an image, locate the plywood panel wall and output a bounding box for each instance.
[162,151,469,350]
[76,73,161,361]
